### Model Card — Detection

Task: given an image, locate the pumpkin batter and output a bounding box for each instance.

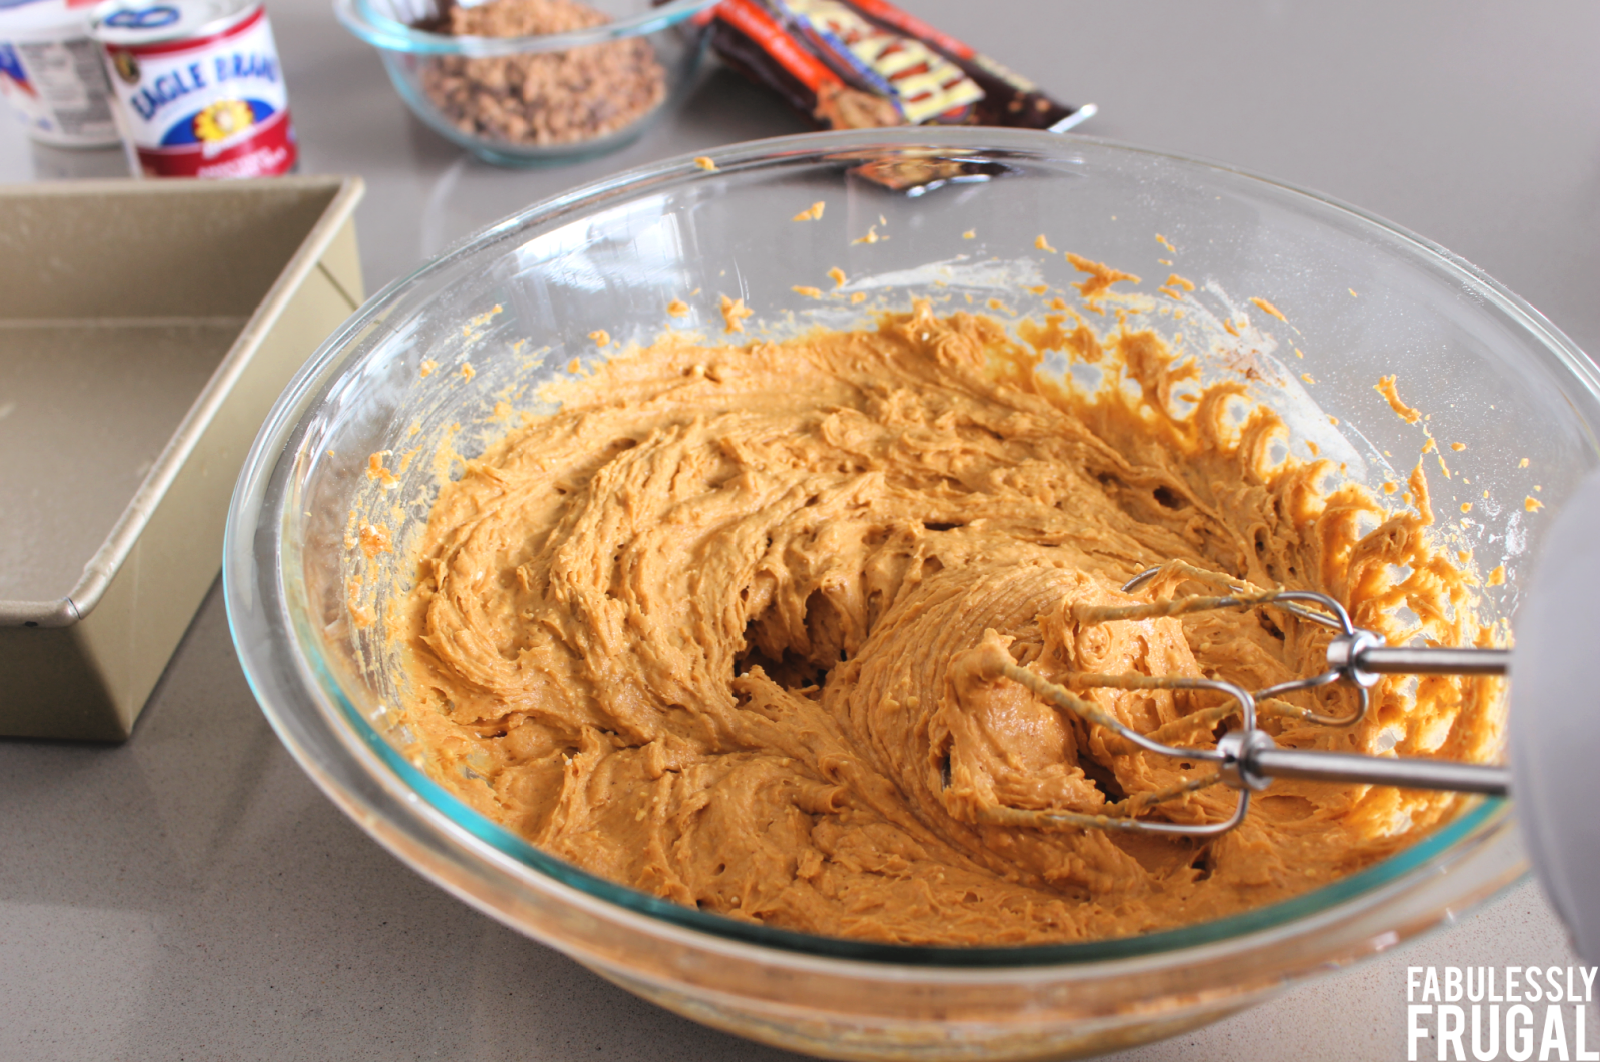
[394,301,1500,945]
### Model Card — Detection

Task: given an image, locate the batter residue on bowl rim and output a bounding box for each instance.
[385,297,1502,946]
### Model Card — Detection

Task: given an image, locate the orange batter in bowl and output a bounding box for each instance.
[393,301,1501,945]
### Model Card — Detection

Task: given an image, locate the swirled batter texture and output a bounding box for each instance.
[396,304,1500,945]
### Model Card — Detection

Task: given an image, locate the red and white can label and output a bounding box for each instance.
[99,4,295,177]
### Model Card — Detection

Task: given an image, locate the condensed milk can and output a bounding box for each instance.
[89,0,295,177]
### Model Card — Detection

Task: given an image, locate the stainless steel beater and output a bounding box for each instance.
[973,561,1512,838]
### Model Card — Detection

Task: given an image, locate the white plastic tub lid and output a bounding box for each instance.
[0,0,97,35]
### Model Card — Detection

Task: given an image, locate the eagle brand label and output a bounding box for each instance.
[96,2,295,177]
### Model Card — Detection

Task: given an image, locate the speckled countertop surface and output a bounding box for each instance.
[3,2,1598,1058]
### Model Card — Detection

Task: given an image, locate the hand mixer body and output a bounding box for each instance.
[970,468,1600,970]
[1512,468,1600,969]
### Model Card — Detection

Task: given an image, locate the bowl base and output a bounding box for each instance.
[588,962,1274,1062]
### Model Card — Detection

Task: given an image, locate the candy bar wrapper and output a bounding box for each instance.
[680,0,1087,137]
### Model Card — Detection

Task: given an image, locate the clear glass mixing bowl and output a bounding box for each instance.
[224,128,1600,1061]
[334,0,715,165]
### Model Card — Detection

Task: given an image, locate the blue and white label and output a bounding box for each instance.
[0,32,118,145]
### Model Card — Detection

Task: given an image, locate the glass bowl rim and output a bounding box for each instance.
[230,126,1596,972]
[334,0,718,56]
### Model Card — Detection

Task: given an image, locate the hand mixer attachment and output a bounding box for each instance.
[972,561,1511,838]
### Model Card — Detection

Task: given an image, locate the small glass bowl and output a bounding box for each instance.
[226,128,1600,1060]
[334,0,717,165]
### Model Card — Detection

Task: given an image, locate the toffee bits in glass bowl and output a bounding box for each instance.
[420,0,665,148]
[336,0,715,165]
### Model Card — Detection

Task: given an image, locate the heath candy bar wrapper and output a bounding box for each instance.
[92,0,296,177]
[683,0,1090,137]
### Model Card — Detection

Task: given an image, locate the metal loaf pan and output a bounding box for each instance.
[0,175,365,740]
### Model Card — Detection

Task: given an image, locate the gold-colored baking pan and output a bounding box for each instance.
[0,175,364,740]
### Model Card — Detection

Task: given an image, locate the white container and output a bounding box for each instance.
[0,0,119,146]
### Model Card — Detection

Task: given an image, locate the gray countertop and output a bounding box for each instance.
[3,2,1598,1059]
